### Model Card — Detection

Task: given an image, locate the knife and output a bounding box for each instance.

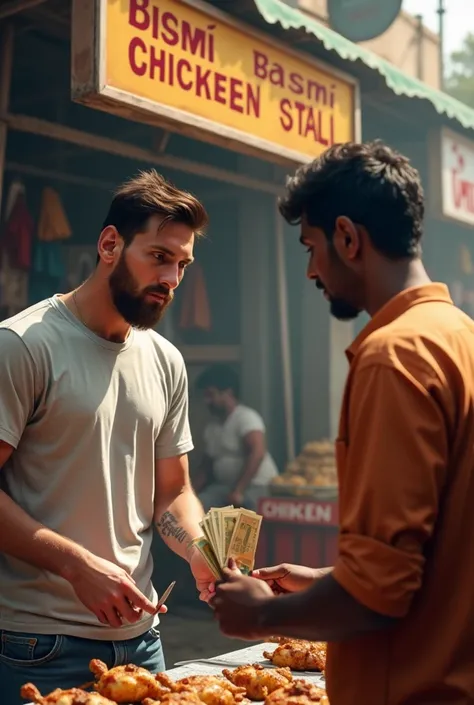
[156,580,176,611]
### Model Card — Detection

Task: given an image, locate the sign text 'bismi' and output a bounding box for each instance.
[129,0,338,146]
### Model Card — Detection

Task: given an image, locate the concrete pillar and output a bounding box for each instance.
[238,193,272,427]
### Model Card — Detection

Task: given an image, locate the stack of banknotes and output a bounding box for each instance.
[192,506,263,578]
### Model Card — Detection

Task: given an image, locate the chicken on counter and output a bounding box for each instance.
[267,637,317,646]
[89,659,169,702]
[20,683,116,705]
[155,673,248,705]
[223,663,293,700]
[263,641,327,672]
[143,692,204,705]
[264,680,328,705]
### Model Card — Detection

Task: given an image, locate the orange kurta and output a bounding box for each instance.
[327,283,474,705]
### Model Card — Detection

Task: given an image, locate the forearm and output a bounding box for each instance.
[155,487,204,561]
[259,574,395,642]
[0,489,88,578]
[234,454,264,492]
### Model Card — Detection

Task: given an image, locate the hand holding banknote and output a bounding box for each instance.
[188,543,217,603]
[191,507,263,578]
[213,557,275,640]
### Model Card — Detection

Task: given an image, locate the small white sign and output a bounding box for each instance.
[441,128,474,228]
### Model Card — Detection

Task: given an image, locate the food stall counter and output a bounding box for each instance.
[256,439,339,569]
[256,496,339,568]
[23,643,326,705]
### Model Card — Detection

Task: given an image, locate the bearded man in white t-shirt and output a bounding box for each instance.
[194,365,278,510]
[0,170,215,703]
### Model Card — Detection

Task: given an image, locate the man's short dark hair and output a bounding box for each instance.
[98,169,208,262]
[278,140,424,259]
[196,365,240,398]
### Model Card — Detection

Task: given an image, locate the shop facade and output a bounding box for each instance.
[2,0,474,585]
[0,0,360,473]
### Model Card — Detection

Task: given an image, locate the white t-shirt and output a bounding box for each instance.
[0,296,193,640]
[203,405,278,487]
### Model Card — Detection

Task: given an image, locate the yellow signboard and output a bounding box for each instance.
[76,0,358,163]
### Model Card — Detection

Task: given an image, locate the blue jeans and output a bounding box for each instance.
[0,627,165,705]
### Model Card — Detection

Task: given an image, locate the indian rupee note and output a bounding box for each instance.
[222,509,239,564]
[199,515,214,551]
[209,506,230,566]
[191,536,222,579]
[227,509,262,575]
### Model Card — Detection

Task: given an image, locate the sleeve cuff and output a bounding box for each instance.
[0,427,20,449]
[155,439,194,460]
[332,532,425,619]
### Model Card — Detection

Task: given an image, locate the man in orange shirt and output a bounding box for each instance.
[213,141,474,705]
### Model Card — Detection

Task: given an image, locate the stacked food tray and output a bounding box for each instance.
[270,439,338,499]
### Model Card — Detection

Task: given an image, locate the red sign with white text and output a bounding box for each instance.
[259,497,339,526]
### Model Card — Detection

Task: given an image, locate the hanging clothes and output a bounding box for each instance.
[1,189,34,270]
[0,181,31,314]
[30,187,70,300]
[4,180,25,220]
[37,187,72,241]
[179,261,212,331]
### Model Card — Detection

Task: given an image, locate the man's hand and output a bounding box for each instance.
[64,552,163,628]
[252,563,324,594]
[213,559,275,639]
[189,546,216,603]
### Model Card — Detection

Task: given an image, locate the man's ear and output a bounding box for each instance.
[97,225,123,265]
[333,216,360,262]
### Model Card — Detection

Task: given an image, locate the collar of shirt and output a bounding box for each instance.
[346,283,453,363]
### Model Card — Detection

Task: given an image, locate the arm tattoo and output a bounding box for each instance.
[157,511,190,545]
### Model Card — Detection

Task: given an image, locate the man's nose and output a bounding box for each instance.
[159,265,181,290]
[306,262,317,281]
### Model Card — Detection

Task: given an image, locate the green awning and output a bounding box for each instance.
[253,0,474,131]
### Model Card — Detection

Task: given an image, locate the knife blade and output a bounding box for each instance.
[156,580,176,611]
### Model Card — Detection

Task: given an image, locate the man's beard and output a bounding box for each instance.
[109,252,173,330]
[329,297,360,321]
[315,279,360,322]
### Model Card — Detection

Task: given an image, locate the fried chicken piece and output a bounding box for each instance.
[263,641,326,672]
[183,684,245,705]
[20,683,116,705]
[223,663,292,700]
[267,637,312,645]
[177,676,245,695]
[89,659,169,703]
[143,693,203,705]
[264,680,328,705]
[155,673,247,705]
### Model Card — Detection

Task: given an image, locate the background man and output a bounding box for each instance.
[193,364,277,510]
[213,142,474,705]
[0,169,214,702]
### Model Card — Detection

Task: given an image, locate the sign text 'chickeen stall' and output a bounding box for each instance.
[75,0,358,163]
